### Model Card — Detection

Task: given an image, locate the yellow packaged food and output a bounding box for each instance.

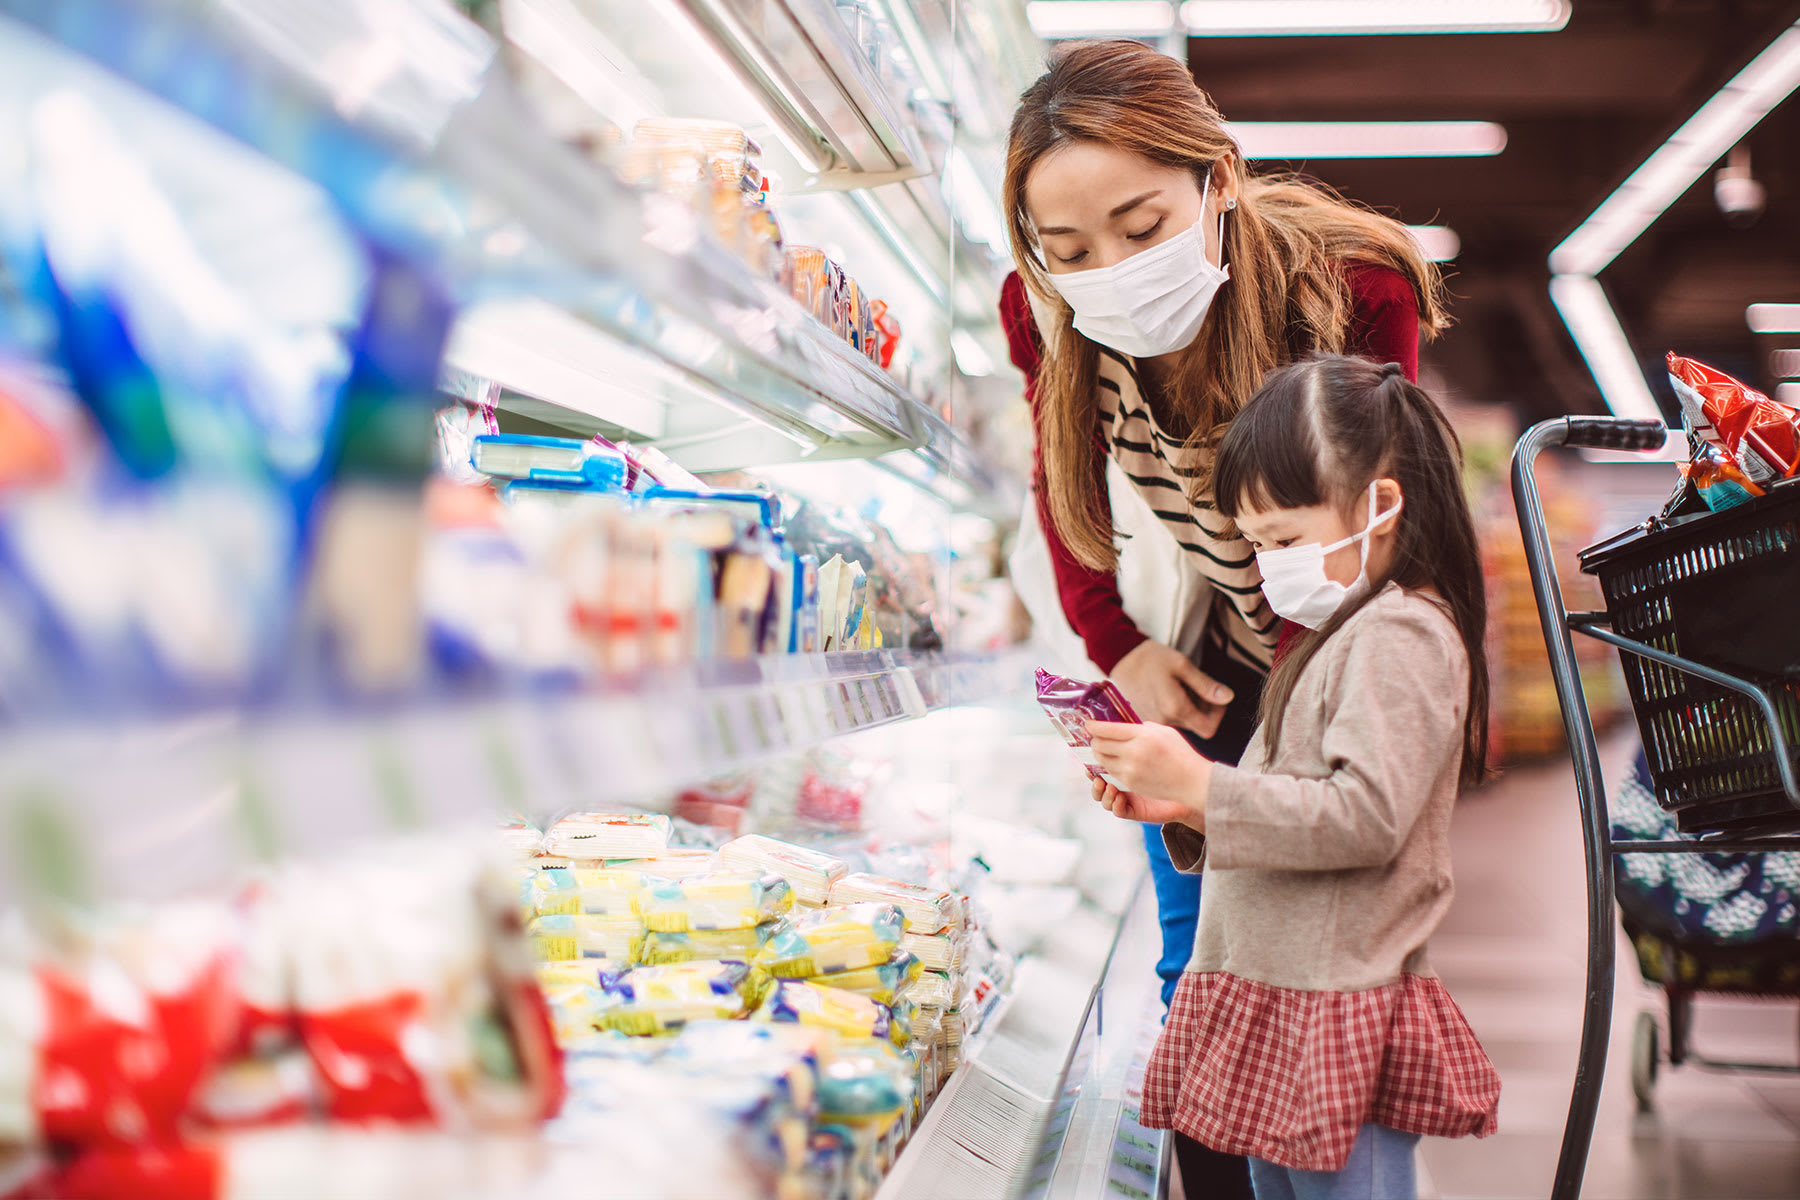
[564,868,647,917]
[636,870,794,933]
[592,960,759,1036]
[828,873,966,934]
[528,868,580,916]
[639,919,786,966]
[754,980,908,1047]
[529,914,645,963]
[540,979,605,1045]
[808,951,922,1006]
[816,1037,914,1127]
[899,930,967,973]
[756,904,904,978]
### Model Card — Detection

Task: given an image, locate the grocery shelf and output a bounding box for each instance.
[0,648,1034,907]
[876,880,1155,1200]
[0,0,1017,512]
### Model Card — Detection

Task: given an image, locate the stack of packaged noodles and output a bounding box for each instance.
[719,834,850,907]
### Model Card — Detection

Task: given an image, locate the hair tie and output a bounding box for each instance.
[1380,361,1406,380]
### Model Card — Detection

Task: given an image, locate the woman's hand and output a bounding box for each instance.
[1109,641,1234,739]
[1086,720,1212,829]
[1090,776,1196,827]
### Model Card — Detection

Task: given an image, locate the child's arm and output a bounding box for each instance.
[1204,606,1466,873]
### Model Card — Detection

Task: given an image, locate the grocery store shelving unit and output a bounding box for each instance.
[0,3,1133,1197]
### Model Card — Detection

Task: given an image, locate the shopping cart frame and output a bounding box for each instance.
[1510,416,1800,1200]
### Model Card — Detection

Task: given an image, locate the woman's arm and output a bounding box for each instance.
[1001,272,1148,675]
[1344,263,1422,383]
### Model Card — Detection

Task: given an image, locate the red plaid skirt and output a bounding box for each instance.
[1141,971,1500,1172]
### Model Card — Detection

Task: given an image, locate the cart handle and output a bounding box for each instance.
[1561,416,1668,452]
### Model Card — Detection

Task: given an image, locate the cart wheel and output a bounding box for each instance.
[1631,1010,1659,1113]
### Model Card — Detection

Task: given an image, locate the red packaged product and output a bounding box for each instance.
[1667,352,1800,486]
[1035,667,1141,785]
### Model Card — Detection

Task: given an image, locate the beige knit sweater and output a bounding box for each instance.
[1165,583,1469,991]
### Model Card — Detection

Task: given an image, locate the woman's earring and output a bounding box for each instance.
[1225,198,1237,210]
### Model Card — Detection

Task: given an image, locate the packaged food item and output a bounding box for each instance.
[540,978,607,1045]
[591,961,763,1035]
[636,871,795,933]
[665,1020,828,1117]
[753,980,907,1046]
[602,849,718,880]
[718,835,850,906]
[527,868,581,916]
[1669,352,1800,487]
[816,555,847,651]
[1035,667,1141,785]
[756,904,905,978]
[910,969,955,1011]
[828,874,965,934]
[544,812,672,860]
[1682,440,1764,512]
[811,952,922,1006]
[528,914,646,962]
[639,921,786,966]
[870,300,901,369]
[497,815,544,857]
[899,930,966,974]
[816,1039,914,1126]
[677,776,756,834]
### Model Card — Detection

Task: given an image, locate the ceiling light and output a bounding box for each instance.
[1026,1,1176,39]
[1779,383,1800,406]
[1406,224,1460,262]
[1769,349,1800,378]
[1550,22,1800,276]
[1748,303,1800,333]
[1226,120,1505,159]
[1548,274,1662,424]
[1179,1,1569,36]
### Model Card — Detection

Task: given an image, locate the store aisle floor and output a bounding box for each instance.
[1420,730,1800,1200]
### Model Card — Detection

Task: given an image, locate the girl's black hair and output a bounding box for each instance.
[1213,355,1490,788]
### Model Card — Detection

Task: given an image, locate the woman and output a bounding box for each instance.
[999,40,1447,1198]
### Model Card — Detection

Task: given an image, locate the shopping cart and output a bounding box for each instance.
[1511,416,1800,1200]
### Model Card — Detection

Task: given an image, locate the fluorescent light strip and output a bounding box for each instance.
[1179,1,1569,36]
[1779,383,1800,406]
[1748,303,1800,333]
[1026,1,1175,38]
[1551,22,1800,276]
[1548,275,1662,423]
[1227,120,1505,159]
[1769,348,1800,378]
[1405,224,1460,262]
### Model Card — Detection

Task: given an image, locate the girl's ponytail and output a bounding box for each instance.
[1214,355,1491,787]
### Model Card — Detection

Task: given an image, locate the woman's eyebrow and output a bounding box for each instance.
[1034,190,1165,238]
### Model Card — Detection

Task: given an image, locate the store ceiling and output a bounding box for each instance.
[1182,0,1800,425]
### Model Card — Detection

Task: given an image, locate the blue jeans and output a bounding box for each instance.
[1248,1125,1420,1200]
[1145,637,1267,1009]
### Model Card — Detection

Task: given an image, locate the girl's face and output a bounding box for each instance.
[1235,479,1404,588]
[1024,142,1234,274]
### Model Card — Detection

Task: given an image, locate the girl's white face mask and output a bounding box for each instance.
[1042,177,1229,359]
[1255,483,1401,630]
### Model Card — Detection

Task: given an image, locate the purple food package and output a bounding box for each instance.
[1035,667,1141,785]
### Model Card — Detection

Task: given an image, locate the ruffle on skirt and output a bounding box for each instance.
[1140,971,1500,1173]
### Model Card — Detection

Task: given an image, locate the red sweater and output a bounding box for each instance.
[1000,263,1423,674]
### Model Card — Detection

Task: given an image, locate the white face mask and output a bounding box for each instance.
[1255,483,1401,630]
[1042,176,1230,359]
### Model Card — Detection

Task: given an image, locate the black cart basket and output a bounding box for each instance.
[1510,416,1800,1200]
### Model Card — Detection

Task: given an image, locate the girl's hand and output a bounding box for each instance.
[1086,720,1212,827]
[1089,776,1196,827]
[1109,642,1233,739]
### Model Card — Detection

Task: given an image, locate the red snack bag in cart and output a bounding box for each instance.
[1668,352,1800,486]
[1035,667,1141,787]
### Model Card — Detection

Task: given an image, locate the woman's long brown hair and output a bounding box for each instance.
[1004,39,1449,571]
[1213,355,1490,788]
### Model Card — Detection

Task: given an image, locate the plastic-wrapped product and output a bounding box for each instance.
[827,874,965,934]
[562,869,648,917]
[1036,667,1142,785]
[816,1038,914,1126]
[191,1049,318,1130]
[529,914,646,963]
[540,979,606,1046]
[676,777,756,834]
[544,812,672,860]
[665,1020,828,1118]
[1669,352,1800,487]
[497,815,544,857]
[639,920,786,966]
[528,868,581,916]
[590,962,762,1035]
[636,871,794,933]
[808,951,921,1006]
[604,849,718,880]
[755,904,905,978]
[899,930,966,974]
[753,981,906,1046]
[910,970,955,1011]
[717,835,849,907]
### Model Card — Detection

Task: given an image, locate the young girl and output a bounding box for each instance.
[1086,355,1501,1199]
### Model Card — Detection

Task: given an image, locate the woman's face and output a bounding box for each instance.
[1024,142,1233,274]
